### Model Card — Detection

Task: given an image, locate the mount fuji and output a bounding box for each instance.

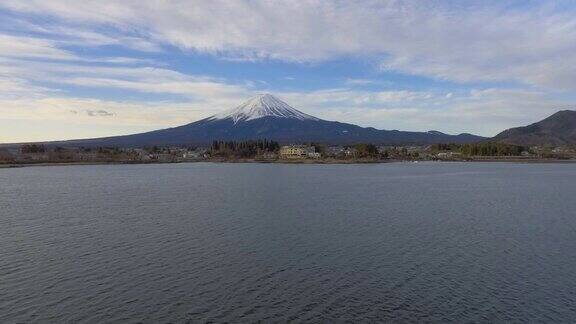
[37,94,484,147]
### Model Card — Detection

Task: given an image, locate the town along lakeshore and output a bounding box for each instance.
[1,141,576,167]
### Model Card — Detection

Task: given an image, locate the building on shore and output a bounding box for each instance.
[302,146,320,158]
[308,151,321,159]
[343,147,357,157]
[279,145,308,159]
[436,152,461,160]
[327,146,344,157]
[279,145,321,159]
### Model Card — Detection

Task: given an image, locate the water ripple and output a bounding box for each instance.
[1,162,576,322]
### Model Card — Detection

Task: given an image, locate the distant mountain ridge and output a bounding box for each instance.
[493,110,576,146]
[4,94,485,147]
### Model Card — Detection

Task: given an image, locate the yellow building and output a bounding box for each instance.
[279,145,308,159]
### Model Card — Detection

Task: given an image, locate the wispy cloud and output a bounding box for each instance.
[344,79,379,86]
[86,109,114,117]
[279,88,569,136]
[0,57,252,101]
[0,34,76,60]
[3,1,576,89]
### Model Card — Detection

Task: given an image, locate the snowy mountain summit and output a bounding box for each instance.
[210,93,319,124]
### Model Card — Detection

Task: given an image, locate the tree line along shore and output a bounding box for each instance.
[1,141,575,167]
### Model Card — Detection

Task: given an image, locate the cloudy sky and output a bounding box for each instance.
[1,0,576,143]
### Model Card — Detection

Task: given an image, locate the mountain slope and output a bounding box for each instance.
[23,94,485,147]
[493,110,576,146]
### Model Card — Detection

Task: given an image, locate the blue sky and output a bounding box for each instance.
[1,1,576,142]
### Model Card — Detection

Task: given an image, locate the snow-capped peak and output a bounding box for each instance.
[210,93,319,123]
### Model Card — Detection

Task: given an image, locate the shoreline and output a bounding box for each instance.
[0,159,390,168]
[2,158,576,168]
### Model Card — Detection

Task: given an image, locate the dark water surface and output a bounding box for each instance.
[2,162,576,323]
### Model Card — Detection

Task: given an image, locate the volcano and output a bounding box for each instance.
[33,94,484,147]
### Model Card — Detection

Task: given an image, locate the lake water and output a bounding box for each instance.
[1,162,576,322]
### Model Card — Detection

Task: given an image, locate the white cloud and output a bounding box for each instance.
[278,88,569,136]
[0,97,216,126]
[0,34,76,60]
[3,1,576,89]
[0,57,252,101]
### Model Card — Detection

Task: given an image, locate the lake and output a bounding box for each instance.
[1,162,576,322]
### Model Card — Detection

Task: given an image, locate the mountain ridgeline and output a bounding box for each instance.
[493,110,576,146]
[44,94,484,147]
